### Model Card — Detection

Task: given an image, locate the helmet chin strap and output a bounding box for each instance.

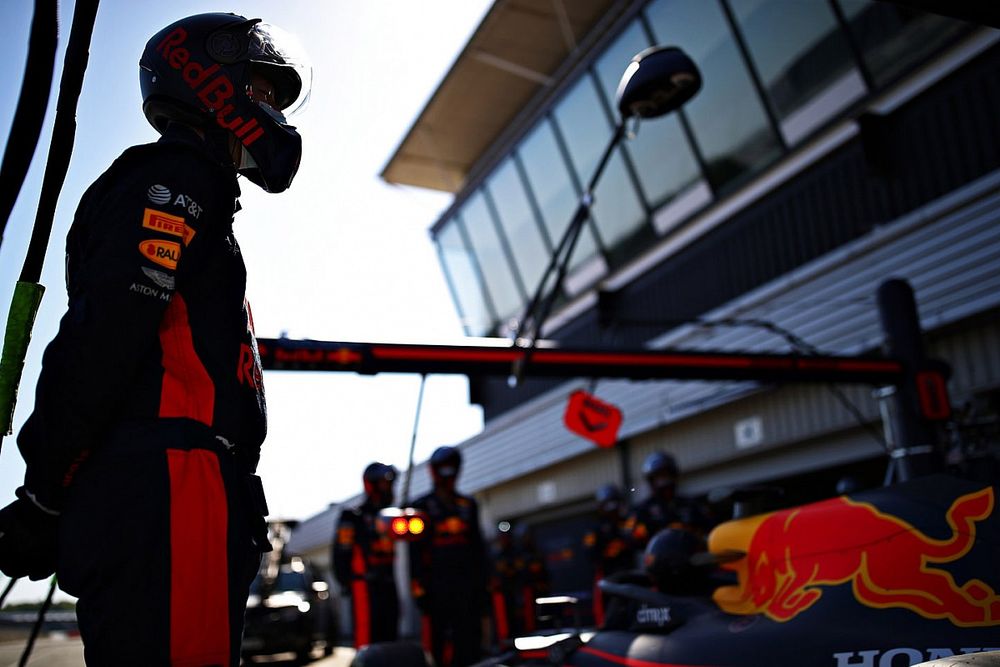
[238,145,258,171]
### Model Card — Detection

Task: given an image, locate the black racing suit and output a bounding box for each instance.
[583,515,635,626]
[409,491,487,667]
[16,125,269,667]
[332,499,399,646]
[488,543,520,644]
[625,495,713,549]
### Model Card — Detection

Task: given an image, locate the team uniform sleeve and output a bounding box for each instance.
[16,151,215,512]
[408,497,430,605]
[626,508,650,548]
[332,510,357,591]
[469,498,490,608]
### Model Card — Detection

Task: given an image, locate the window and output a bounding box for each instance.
[729,0,866,144]
[485,157,551,299]
[552,73,648,267]
[459,191,524,323]
[645,0,783,192]
[517,120,605,285]
[436,221,495,336]
[836,0,973,87]
[594,19,706,219]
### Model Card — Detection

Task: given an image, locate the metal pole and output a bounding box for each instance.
[511,120,626,386]
[401,373,427,506]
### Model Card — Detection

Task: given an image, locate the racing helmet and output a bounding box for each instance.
[595,483,624,515]
[430,446,462,483]
[642,451,679,494]
[139,13,312,193]
[643,527,705,593]
[362,462,396,505]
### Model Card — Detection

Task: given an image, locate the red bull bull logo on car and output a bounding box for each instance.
[710,487,999,626]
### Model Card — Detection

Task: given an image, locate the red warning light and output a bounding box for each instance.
[381,507,430,541]
[391,517,409,536]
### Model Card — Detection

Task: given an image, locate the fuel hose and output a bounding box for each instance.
[0,0,100,443]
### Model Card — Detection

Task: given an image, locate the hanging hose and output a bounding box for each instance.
[0,0,100,444]
[20,0,100,286]
[0,0,58,246]
[0,0,59,439]
[0,1,101,661]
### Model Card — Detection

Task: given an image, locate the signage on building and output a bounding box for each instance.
[734,416,764,449]
[563,390,623,448]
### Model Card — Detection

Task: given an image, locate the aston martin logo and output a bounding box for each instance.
[142,267,175,290]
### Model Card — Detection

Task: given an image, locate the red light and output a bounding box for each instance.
[391,517,409,536]
[408,517,425,535]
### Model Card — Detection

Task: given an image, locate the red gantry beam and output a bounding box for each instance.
[256,337,905,385]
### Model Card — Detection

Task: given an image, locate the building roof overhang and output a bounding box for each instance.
[380,0,629,193]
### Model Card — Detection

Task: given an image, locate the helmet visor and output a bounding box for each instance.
[246,22,312,117]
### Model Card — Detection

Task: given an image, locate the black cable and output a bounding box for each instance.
[19,576,56,667]
[0,577,16,609]
[19,0,100,284]
[613,314,889,449]
[0,0,58,247]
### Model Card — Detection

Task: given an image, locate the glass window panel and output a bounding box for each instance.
[460,190,523,322]
[486,157,550,300]
[436,221,494,336]
[730,0,863,137]
[837,0,972,87]
[645,0,783,191]
[553,74,647,264]
[518,120,601,272]
[594,20,652,107]
[594,19,704,211]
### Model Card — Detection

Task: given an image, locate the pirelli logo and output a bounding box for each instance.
[142,208,195,245]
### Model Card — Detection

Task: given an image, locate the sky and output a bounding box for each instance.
[0,0,493,602]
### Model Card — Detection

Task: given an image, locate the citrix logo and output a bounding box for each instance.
[155,27,265,146]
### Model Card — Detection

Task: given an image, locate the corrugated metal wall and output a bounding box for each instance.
[477,445,622,529]
[458,170,1000,495]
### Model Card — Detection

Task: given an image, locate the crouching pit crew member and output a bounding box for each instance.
[0,13,311,666]
[626,451,714,549]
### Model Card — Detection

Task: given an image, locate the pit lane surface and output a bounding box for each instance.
[0,636,84,667]
[0,637,357,666]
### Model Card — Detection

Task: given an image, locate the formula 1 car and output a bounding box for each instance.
[472,472,1000,667]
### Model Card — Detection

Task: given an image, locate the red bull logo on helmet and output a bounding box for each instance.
[710,487,999,627]
[155,27,265,146]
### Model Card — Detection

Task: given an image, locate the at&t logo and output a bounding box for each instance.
[147,184,171,204]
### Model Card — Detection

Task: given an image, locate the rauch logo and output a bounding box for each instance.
[140,239,181,270]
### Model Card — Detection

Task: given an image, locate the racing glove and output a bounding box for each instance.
[0,489,59,580]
